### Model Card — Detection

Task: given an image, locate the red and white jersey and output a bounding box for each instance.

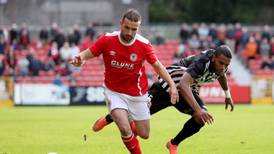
[89,31,158,96]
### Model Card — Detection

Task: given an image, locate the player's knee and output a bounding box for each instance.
[138,132,149,139]
[137,129,150,139]
[119,125,132,136]
[193,116,206,126]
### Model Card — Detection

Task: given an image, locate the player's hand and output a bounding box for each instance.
[225,98,234,112]
[193,109,214,125]
[169,85,179,104]
[69,56,85,67]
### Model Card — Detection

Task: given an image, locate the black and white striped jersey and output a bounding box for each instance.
[158,49,227,93]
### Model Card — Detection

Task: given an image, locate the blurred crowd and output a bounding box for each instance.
[174,23,274,70]
[0,22,96,78]
[0,22,273,80]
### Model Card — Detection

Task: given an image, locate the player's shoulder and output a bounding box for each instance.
[98,31,119,42]
[105,31,120,37]
[135,34,150,45]
[196,49,214,62]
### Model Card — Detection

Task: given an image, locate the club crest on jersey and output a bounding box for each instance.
[109,51,116,56]
[130,53,137,62]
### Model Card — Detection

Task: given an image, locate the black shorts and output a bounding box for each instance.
[148,82,207,115]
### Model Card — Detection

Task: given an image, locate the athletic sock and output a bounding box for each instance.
[122,133,142,154]
[105,114,114,123]
[129,120,137,136]
[171,117,204,145]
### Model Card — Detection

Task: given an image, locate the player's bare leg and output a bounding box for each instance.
[134,120,150,139]
[111,109,142,154]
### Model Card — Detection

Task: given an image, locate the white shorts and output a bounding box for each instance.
[104,88,151,121]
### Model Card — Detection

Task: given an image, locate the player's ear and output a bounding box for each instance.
[212,54,216,62]
[120,18,124,25]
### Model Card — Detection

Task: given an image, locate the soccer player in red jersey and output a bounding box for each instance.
[70,9,179,154]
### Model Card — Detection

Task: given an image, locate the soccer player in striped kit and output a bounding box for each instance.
[70,9,179,154]
[92,45,234,154]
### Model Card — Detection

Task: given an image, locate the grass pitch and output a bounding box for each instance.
[0,105,274,154]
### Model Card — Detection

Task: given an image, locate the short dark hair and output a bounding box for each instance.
[214,45,232,59]
[121,8,141,22]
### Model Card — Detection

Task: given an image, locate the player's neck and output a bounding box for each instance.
[118,33,136,46]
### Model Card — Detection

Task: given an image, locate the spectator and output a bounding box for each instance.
[42,57,55,71]
[270,36,274,56]
[48,42,60,65]
[179,23,189,44]
[52,74,69,99]
[27,52,41,76]
[67,29,77,45]
[260,56,274,70]
[54,29,66,49]
[234,23,243,51]
[60,41,72,62]
[208,23,217,40]
[6,50,16,76]
[198,23,209,40]
[226,24,235,40]
[50,22,59,42]
[188,34,200,51]
[173,44,186,63]
[239,27,250,48]
[215,24,226,46]
[85,22,96,41]
[152,31,165,45]
[9,23,19,45]
[261,25,271,41]
[19,23,30,49]
[0,35,6,54]
[68,42,81,73]
[0,54,5,76]
[70,42,80,57]
[260,38,271,57]
[18,56,29,76]
[244,36,257,60]
[73,24,81,45]
[52,73,63,86]
[190,23,199,37]
[39,27,49,44]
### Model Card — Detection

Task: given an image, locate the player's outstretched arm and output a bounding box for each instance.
[217,74,234,111]
[151,61,179,104]
[70,48,95,67]
[179,72,214,125]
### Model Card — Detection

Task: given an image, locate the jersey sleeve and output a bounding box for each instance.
[89,35,106,57]
[145,43,158,64]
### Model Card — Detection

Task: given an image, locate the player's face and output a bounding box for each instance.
[120,18,141,43]
[212,54,231,75]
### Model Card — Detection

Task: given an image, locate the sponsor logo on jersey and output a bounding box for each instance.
[111,60,134,69]
[130,53,138,62]
[110,51,116,56]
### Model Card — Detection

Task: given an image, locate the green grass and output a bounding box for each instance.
[0,105,274,154]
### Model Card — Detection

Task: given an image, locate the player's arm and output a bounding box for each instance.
[70,48,95,67]
[218,74,234,111]
[151,60,179,104]
[179,72,214,124]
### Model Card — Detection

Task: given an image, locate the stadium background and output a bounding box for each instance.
[0,0,273,154]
